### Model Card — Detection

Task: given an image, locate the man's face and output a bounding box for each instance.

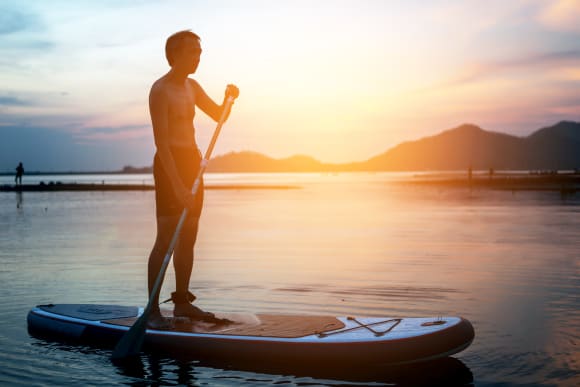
[176,38,202,74]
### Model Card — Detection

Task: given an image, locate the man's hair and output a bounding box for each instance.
[165,30,201,66]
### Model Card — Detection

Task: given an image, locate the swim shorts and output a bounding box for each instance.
[153,146,204,218]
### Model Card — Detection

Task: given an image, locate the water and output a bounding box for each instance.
[0,173,578,386]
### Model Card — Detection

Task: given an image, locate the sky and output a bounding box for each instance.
[0,0,579,171]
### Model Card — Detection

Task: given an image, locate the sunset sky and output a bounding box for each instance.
[1,0,579,171]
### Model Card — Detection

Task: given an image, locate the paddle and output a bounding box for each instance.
[112,95,237,361]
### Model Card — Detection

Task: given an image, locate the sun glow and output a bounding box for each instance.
[1,0,579,170]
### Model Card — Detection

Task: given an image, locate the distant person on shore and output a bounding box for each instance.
[15,162,24,186]
[147,30,239,328]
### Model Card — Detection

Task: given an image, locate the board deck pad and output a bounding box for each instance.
[104,310,346,338]
[39,304,138,321]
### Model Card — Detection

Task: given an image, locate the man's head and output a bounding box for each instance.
[165,30,202,73]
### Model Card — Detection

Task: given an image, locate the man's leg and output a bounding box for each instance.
[147,215,179,309]
[173,215,199,295]
[171,215,217,319]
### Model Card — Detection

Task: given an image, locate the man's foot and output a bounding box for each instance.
[174,302,219,322]
[170,291,231,324]
[147,310,174,330]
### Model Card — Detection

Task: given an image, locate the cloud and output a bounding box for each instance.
[4,39,54,51]
[0,6,39,35]
[0,107,92,131]
[429,50,580,89]
[81,124,145,135]
[537,0,580,33]
[74,124,150,141]
[499,50,580,68]
[0,124,153,171]
[0,95,31,106]
[0,3,53,57]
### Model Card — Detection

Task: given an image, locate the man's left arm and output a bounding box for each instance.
[190,79,238,122]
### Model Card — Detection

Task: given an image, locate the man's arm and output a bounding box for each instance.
[189,79,235,123]
[149,84,192,207]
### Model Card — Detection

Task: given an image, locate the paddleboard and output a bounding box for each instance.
[27,304,474,365]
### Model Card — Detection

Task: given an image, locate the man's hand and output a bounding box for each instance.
[178,189,199,212]
[225,84,239,100]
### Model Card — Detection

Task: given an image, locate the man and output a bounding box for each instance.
[15,162,24,185]
[147,30,238,328]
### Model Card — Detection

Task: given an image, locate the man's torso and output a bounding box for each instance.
[157,77,197,148]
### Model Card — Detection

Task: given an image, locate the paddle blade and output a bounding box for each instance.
[111,313,148,360]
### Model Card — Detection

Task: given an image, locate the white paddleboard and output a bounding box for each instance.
[27,304,474,365]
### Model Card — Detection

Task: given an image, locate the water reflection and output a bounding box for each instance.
[113,353,473,387]
[15,191,23,210]
[30,328,473,386]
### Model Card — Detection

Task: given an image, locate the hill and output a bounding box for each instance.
[120,121,580,173]
[206,152,326,172]
[365,121,580,171]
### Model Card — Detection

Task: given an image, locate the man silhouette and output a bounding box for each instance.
[15,162,24,186]
[147,30,238,328]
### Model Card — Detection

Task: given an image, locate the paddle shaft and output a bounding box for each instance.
[112,95,235,360]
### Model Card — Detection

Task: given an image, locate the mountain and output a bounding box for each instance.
[523,121,580,169]
[365,121,580,171]
[120,121,580,173]
[365,124,521,170]
[206,151,329,172]
[528,121,580,143]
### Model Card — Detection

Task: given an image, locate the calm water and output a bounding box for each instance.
[0,173,578,386]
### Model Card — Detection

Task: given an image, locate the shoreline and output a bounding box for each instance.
[0,183,300,192]
[404,173,580,193]
[1,169,579,176]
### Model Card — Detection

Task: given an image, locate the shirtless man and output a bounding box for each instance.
[148,30,239,328]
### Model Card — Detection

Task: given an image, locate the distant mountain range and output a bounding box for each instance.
[363,120,580,171]
[123,121,580,173]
